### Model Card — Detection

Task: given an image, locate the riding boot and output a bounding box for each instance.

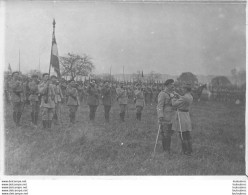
[31,112,34,124]
[53,113,58,121]
[161,132,167,151]
[69,113,73,123]
[139,113,142,121]
[166,136,172,153]
[181,140,188,154]
[122,112,125,122]
[47,120,52,129]
[92,112,95,121]
[187,140,193,155]
[16,112,22,126]
[72,113,76,123]
[34,112,39,125]
[105,113,109,122]
[42,120,47,129]
[13,112,17,124]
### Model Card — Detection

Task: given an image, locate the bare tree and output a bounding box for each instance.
[60,53,94,80]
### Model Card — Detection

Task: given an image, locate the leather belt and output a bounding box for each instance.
[178,109,189,112]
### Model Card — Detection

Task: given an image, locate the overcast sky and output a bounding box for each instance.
[3,1,246,75]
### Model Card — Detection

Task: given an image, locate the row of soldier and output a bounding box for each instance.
[209,86,245,103]
[7,71,196,156]
[7,71,162,129]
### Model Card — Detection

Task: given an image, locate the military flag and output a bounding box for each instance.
[49,19,61,78]
[8,63,12,73]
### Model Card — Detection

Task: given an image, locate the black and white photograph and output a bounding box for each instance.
[2,0,246,179]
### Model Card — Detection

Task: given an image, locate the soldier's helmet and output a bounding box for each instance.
[31,73,39,79]
[164,79,174,86]
[12,71,19,77]
[42,73,49,78]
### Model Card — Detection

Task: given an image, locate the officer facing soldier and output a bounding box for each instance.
[157,79,176,154]
[171,83,193,155]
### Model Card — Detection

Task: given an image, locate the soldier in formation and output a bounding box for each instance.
[134,83,145,121]
[101,81,112,122]
[38,73,56,129]
[28,74,40,127]
[9,71,25,127]
[66,80,80,124]
[87,80,99,121]
[116,82,128,122]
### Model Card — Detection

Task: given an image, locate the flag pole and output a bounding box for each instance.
[19,49,20,72]
[123,66,125,81]
[49,19,56,76]
[39,55,40,71]
[110,66,112,82]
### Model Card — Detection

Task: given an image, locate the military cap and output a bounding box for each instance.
[12,71,19,77]
[164,79,174,86]
[50,75,57,79]
[31,74,39,78]
[42,73,49,78]
[183,83,192,90]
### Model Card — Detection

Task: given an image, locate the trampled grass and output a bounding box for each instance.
[4,100,245,175]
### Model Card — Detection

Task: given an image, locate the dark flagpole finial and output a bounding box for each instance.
[52,19,56,33]
[53,19,56,27]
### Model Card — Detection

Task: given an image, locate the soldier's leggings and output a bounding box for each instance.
[12,102,23,125]
[13,102,23,113]
[119,104,126,114]
[30,101,40,113]
[41,107,54,121]
[180,131,192,154]
[136,105,143,114]
[104,105,111,121]
[89,105,98,120]
[55,102,62,121]
[160,123,173,152]
[69,105,78,123]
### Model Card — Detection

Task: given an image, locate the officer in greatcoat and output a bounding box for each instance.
[87,80,99,121]
[9,71,25,127]
[134,83,145,121]
[171,83,193,155]
[157,79,176,153]
[38,73,56,129]
[66,80,80,124]
[101,81,112,122]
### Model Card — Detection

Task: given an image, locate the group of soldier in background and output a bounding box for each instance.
[5,71,152,129]
[4,71,245,130]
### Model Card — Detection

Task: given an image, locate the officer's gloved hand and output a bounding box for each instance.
[158,117,165,125]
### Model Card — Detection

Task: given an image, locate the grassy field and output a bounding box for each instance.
[4,100,245,175]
